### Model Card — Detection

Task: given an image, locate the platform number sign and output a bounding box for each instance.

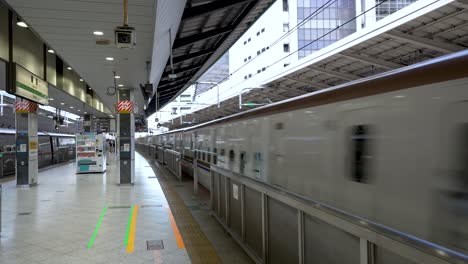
[8,63,49,105]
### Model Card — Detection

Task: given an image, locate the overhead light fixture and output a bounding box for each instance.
[114,76,120,79]
[93,31,104,36]
[69,106,74,109]
[106,57,114,61]
[84,111,87,114]
[118,84,124,87]
[67,67,72,70]
[48,49,55,54]
[79,79,83,82]
[16,18,28,28]
[60,102,65,105]
[77,109,81,112]
[49,98,54,101]
[88,87,92,90]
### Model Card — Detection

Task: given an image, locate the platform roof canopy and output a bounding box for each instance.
[4,0,274,120]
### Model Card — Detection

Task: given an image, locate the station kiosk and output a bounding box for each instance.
[76,133,107,173]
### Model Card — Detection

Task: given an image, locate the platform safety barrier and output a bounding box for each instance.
[210,165,468,264]
[163,149,182,181]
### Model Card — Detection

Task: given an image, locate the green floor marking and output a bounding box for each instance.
[124,205,134,246]
[87,206,108,249]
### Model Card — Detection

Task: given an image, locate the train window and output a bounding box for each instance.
[229,150,235,162]
[202,151,206,161]
[213,148,217,164]
[207,147,211,163]
[220,149,225,156]
[240,151,247,174]
[350,125,373,183]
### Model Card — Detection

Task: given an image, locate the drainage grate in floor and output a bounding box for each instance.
[108,205,131,209]
[18,212,32,216]
[147,240,164,250]
[141,204,163,208]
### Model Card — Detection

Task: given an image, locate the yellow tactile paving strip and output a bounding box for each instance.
[145,154,222,264]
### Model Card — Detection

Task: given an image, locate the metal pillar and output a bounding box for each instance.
[15,101,38,187]
[117,89,135,185]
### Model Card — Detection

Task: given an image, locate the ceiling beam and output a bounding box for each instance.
[338,52,403,70]
[172,48,216,64]
[384,30,465,53]
[307,65,359,81]
[182,0,250,20]
[173,26,234,49]
[161,64,203,80]
[283,77,330,89]
[158,76,192,88]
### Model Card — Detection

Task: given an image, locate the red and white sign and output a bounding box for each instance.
[116,101,134,113]
[15,100,38,113]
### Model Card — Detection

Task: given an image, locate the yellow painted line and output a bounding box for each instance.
[126,204,139,253]
[167,207,186,249]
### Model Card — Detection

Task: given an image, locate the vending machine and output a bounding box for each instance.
[76,133,107,173]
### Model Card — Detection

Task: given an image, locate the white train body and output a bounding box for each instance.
[143,52,468,254]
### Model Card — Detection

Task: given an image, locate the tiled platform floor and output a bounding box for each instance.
[0,153,192,264]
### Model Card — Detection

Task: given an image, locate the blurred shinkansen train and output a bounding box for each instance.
[139,51,468,256]
[0,128,75,177]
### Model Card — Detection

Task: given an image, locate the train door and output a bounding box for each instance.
[269,115,288,189]
[433,101,468,252]
[336,106,378,220]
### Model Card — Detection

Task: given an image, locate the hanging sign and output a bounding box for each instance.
[15,100,38,113]
[8,63,49,105]
[116,100,134,113]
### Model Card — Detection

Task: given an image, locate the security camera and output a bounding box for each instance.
[115,26,136,49]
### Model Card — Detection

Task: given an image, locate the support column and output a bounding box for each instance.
[15,100,38,187]
[83,114,94,132]
[117,89,135,185]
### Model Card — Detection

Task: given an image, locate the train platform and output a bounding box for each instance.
[0,152,252,264]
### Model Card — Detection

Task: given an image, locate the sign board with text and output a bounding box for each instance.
[8,63,49,105]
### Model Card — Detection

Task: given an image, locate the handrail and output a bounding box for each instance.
[211,165,468,264]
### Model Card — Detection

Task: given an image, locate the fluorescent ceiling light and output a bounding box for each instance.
[60,102,65,105]
[79,79,83,82]
[118,84,124,87]
[69,106,74,109]
[106,57,114,61]
[48,49,55,54]
[93,31,104,36]
[114,76,120,79]
[49,98,54,101]
[17,21,28,28]
[67,67,72,70]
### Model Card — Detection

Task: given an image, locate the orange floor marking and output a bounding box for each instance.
[167,207,186,249]
[126,205,139,253]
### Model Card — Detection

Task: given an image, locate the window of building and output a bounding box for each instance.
[283,23,289,32]
[350,125,373,183]
[262,67,266,71]
[180,94,191,102]
[257,69,261,74]
[282,0,289,11]
[262,47,266,52]
[244,76,248,80]
[248,73,252,78]
[248,38,251,42]
[261,28,265,33]
[257,51,261,55]
[284,62,290,67]
[248,56,251,60]
[257,31,260,36]
[240,151,246,174]
[283,43,290,52]
[244,58,247,62]
[180,107,191,112]
[244,41,247,45]
[171,107,177,114]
